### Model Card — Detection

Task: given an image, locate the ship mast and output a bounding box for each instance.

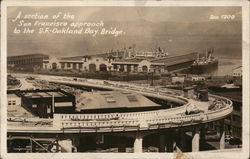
[208,50,211,61]
[205,48,208,58]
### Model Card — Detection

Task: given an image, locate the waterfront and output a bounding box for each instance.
[181,58,242,77]
[4,4,245,156]
[215,58,242,76]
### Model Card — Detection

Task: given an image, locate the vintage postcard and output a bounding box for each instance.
[1,1,249,159]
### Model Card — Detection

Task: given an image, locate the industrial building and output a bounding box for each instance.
[7,93,21,106]
[8,54,49,71]
[7,89,76,118]
[76,91,162,113]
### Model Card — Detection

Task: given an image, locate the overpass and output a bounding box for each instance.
[7,73,233,153]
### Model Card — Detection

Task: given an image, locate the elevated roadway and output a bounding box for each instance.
[8,74,233,133]
[7,73,233,152]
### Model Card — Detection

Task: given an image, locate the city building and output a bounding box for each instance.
[42,55,165,73]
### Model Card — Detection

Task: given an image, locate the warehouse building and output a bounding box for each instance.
[7,92,21,106]
[8,54,49,71]
[76,91,162,113]
[7,89,76,118]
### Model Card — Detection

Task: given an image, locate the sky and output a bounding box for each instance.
[7,6,242,57]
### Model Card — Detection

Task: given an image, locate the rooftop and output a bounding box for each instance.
[7,93,20,99]
[61,54,107,60]
[8,89,74,99]
[76,90,160,111]
[7,54,48,59]
[23,91,67,98]
[233,66,242,70]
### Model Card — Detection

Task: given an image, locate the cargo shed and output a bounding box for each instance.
[8,89,75,118]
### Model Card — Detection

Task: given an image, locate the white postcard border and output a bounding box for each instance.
[1,1,249,159]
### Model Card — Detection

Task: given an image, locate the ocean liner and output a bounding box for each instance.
[190,48,218,74]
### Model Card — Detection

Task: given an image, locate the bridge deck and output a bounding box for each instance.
[7,74,233,133]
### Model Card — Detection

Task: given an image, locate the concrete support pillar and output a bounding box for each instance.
[8,136,14,152]
[166,131,174,152]
[192,126,200,152]
[158,133,165,152]
[220,120,225,149]
[117,65,120,71]
[134,133,143,153]
[166,139,173,152]
[208,122,212,130]
[71,136,79,152]
[70,63,73,69]
[76,63,79,70]
[173,140,177,152]
[118,136,126,152]
[58,139,72,152]
[230,115,234,136]
[179,130,187,152]
[208,122,213,131]
[200,125,206,150]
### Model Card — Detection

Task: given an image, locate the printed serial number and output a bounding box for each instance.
[209,15,235,20]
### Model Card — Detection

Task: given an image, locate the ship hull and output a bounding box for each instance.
[190,61,218,74]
